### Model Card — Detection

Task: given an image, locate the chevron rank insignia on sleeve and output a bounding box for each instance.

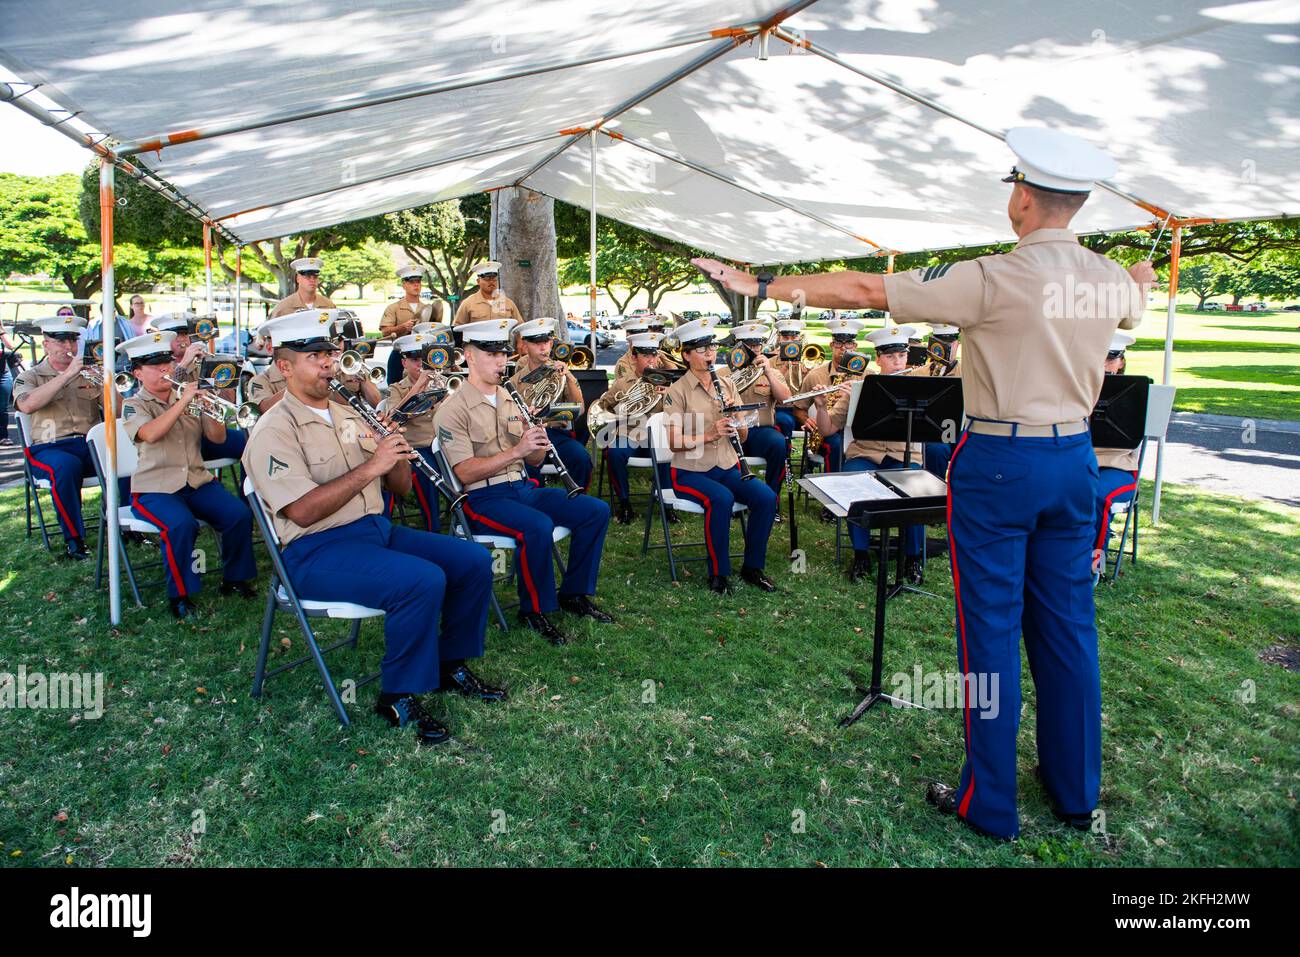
[920,263,955,283]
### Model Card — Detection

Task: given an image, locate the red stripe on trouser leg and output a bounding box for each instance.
[604,449,622,498]
[1094,471,1138,554]
[463,502,543,614]
[670,467,718,575]
[24,450,77,535]
[411,467,434,532]
[131,494,188,598]
[944,433,977,818]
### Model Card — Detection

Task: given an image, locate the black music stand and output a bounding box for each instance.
[851,375,963,599]
[1090,374,1150,450]
[572,368,612,446]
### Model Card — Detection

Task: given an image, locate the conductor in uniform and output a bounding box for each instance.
[452,261,524,327]
[120,332,257,618]
[693,127,1154,839]
[662,317,777,595]
[242,312,501,746]
[433,318,613,647]
[269,257,337,318]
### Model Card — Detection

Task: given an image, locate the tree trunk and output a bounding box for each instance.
[491,187,562,327]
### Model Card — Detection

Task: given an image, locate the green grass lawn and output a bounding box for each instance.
[1,472,1296,868]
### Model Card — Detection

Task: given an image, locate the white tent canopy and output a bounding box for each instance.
[3,0,1298,262]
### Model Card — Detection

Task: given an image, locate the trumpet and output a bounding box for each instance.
[163,374,260,428]
[80,364,136,394]
[338,350,387,385]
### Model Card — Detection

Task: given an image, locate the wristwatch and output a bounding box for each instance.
[756,271,775,301]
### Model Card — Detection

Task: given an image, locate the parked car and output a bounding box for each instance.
[1199,302,1223,310]
[1282,304,1300,312]
[566,320,612,348]
[679,310,703,321]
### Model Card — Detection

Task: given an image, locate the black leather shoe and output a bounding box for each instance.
[219,580,257,599]
[64,539,88,561]
[169,597,197,620]
[614,500,636,525]
[818,507,836,525]
[925,782,1009,841]
[519,612,569,646]
[441,665,507,703]
[740,566,776,592]
[559,594,615,623]
[374,694,450,745]
[1029,764,1094,830]
[664,507,681,525]
[707,575,732,595]
[848,550,873,583]
[772,511,783,524]
[904,556,925,586]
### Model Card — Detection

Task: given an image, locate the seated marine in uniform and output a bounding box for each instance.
[433,318,613,647]
[922,323,962,481]
[246,311,380,414]
[381,265,442,385]
[771,316,811,441]
[813,325,929,584]
[726,321,793,510]
[156,312,249,462]
[662,317,777,595]
[508,317,593,491]
[792,316,866,474]
[242,311,500,746]
[13,314,128,560]
[120,331,257,618]
[383,331,453,532]
[593,331,669,524]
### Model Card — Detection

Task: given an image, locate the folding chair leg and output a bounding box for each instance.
[251,582,276,699]
[117,533,145,607]
[25,481,33,540]
[348,618,361,649]
[31,481,53,552]
[488,589,508,630]
[552,542,567,577]
[288,593,351,725]
[641,494,654,556]
[662,501,679,583]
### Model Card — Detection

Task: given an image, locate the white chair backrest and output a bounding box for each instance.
[86,420,139,479]
[242,476,283,547]
[1145,384,1177,440]
[15,409,34,449]
[428,437,465,493]
[842,379,864,446]
[645,412,671,466]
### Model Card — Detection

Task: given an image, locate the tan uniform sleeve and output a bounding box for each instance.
[882,259,989,329]
[121,396,160,443]
[12,368,39,404]
[379,302,402,335]
[244,417,318,518]
[453,300,472,326]
[433,399,474,469]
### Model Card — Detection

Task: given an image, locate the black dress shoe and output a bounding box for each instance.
[818,507,836,525]
[904,556,925,586]
[169,597,197,620]
[64,539,88,561]
[664,507,681,524]
[614,500,636,525]
[848,550,873,583]
[559,594,615,623]
[374,694,450,745]
[740,566,776,592]
[518,612,569,645]
[219,580,257,599]
[772,511,783,524]
[925,782,1009,841]
[707,575,732,595]
[1028,764,1094,830]
[441,665,507,703]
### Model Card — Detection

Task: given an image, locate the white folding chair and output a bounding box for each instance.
[429,437,570,629]
[639,411,749,582]
[1103,383,1177,583]
[242,478,383,725]
[16,409,99,552]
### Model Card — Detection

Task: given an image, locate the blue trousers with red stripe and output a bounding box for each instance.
[1094,467,1138,559]
[131,482,256,599]
[283,515,491,694]
[924,441,954,481]
[946,429,1100,839]
[774,408,796,440]
[742,425,789,497]
[27,437,128,543]
[602,435,670,503]
[818,431,843,472]
[463,480,610,614]
[670,464,777,576]
[844,455,924,557]
[526,428,592,490]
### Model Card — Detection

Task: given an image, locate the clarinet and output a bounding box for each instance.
[501,378,585,498]
[328,378,467,511]
[708,368,756,481]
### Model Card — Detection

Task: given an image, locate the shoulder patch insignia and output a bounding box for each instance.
[249,381,263,395]
[268,455,288,477]
[121,403,135,417]
[438,425,454,443]
[921,263,955,283]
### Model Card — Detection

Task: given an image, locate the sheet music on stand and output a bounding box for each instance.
[803,471,901,513]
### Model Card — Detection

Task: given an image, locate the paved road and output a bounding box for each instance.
[4,403,1297,511]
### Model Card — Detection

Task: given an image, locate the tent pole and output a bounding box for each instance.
[589,132,598,356]
[1151,224,1181,527]
[99,159,122,626]
[884,253,895,318]
[203,224,214,319]
[234,244,243,358]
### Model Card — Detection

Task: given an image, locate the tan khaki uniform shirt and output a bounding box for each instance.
[246,361,288,405]
[122,391,214,493]
[380,299,442,337]
[613,350,635,381]
[384,372,447,449]
[831,366,930,465]
[453,290,523,327]
[662,370,744,472]
[883,229,1144,427]
[510,354,581,411]
[13,359,103,443]
[269,291,337,319]
[773,357,811,395]
[1096,446,1140,471]
[734,365,788,428]
[432,385,528,489]
[242,390,382,546]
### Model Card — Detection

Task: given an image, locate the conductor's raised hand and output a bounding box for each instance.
[1128,261,1157,286]
[691,258,758,298]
